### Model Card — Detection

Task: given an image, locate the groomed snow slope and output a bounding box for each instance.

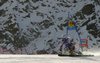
[0,54,100,63]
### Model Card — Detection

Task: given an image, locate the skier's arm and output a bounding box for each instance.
[60,42,64,51]
[60,44,63,51]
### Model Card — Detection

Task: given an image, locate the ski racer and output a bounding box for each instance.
[59,34,82,55]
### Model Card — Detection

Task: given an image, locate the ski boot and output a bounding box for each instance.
[78,51,82,55]
[69,50,75,55]
[59,49,62,54]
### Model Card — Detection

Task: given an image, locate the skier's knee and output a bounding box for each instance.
[72,46,75,51]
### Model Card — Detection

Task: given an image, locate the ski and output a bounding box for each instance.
[58,54,94,57]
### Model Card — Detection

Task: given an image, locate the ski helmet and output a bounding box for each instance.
[67,37,70,38]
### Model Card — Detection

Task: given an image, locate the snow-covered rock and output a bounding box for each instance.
[0,0,100,54]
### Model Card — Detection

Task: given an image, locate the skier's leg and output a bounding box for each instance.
[69,46,75,55]
[69,45,82,55]
[64,46,69,54]
[74,50,82,55]
[74,50,79,53]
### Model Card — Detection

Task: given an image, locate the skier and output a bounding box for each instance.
[59,34,82,55]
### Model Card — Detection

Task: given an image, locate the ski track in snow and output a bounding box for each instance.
[0,54,99,63]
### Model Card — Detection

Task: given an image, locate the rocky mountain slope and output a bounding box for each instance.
[0,0,100,54]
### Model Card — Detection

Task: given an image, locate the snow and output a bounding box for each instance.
[0,54,100,63]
